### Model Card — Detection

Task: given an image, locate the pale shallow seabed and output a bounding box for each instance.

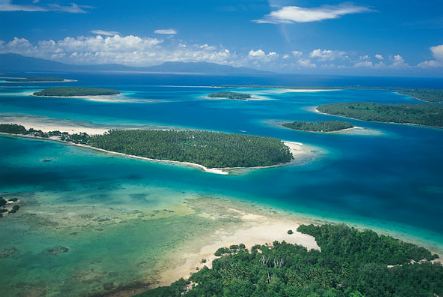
[0,74,442,296]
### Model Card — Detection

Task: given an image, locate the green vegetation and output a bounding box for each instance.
[90,130,293,168]
[5,77,64,82]
[283,121,354,132]
[287,229,293,234]
[0,123,90,144]
[208,92,251,100]
[8,198,18,202]
[390,88,443,104]
[0,123,28,134]
[0,197,6,207]
[9,205,20,214]
[33,87,120,97]
[317,102,443,128]
[141,224,442,297]
[0,124,293,167]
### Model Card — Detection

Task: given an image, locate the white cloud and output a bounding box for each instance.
[417,60,442,68]
[0,1,91,13]
[248,49,279,62]
[200,44,216,51]
[309,49,346,61]
[354,61,373,68]
[391,54,408,68]
[0,35,236,67]
[91,30,119,36]
[417,44,443,68]
[430,44,443,61]
[248,49,265,58]
[282,54,290,59]
[292,51,303,57]
[255,4,371,24]
[154,29,177,35]
[297,59,316,68]
[360,55,369,60]
[375,54,384,60]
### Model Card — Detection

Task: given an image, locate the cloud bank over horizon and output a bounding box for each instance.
[1,33,441,75]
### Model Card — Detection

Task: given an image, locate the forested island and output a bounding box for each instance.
[5,76,64,82]
[90,130,292,168]
[33,87,120,97]
[317,102,443,128]
[141,224,442,297]
[283,121,354,132]
[395,88,443,103]
[208,92,251,100]
[0,124,293,169]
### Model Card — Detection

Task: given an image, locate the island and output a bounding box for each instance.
[5,76,64,82]
[90,129,293,168]
[208,92,251,100]
[317,102,443,128]
[220,85,443,104]
[140,224,442,297]
[283,120,354,132]
[395,88,443,104]
[33,87,120,97]
[0,124,294,169]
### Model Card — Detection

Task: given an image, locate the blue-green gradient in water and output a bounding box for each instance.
[1,73,443,295]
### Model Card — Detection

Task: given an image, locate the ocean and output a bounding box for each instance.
[1,73,442,296]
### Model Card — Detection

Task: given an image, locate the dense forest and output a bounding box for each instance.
[395,88,443,103]
[90,130,293,168]
[141,224,442,297]
[317,102,443,128]
[5,77,64,82]
[33,87,120,97]
[208,92,251,100]
[0,124,293,168]
[283,121,354,132]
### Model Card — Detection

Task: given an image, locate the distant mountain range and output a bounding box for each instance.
[0,53,271,75]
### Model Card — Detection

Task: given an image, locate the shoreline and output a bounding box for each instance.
[153,196,443,290]
[311,106,443,130]
[265,117,383,136]
[0,128,320,175]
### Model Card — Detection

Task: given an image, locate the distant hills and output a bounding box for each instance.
[0,53,270,75]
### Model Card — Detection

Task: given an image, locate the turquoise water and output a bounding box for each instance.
[1,74,443,296]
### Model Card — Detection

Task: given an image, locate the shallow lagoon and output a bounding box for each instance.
[1,74,442,296]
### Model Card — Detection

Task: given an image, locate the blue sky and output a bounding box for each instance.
[1,0,443,76]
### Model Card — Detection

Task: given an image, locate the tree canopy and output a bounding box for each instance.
[283,121,354,132]
[33,87,120,97]
[141,224,442,297]
[317,102,443,128]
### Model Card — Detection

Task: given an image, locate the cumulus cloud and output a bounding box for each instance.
[292,51,303,57]
[297,59,316,68]
[248,49,279,62]
[431,44,443,60]
[391,54,408,68]
[418,45,443,68]
[91,30,119,36]
[309,49,346,61]
[354,61,373,68]
[375,54,384,60]
[154,29,177,35]
[254,3,371,24]
[0,35,236,66]
[0,0,91,13]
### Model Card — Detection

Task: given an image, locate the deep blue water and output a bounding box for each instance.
[1,72,442,244]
